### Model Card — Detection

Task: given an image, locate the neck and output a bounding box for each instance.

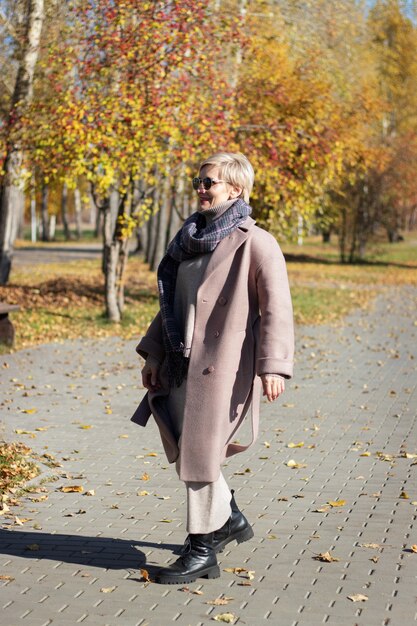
[199,199,237,225]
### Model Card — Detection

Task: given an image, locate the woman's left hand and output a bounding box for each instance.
[260,374,285,402]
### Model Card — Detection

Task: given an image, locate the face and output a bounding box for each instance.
[196,165,242,211]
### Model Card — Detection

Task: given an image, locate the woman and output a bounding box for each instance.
[131,152,294,584]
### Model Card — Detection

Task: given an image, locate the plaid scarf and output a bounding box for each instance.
[157,198,252,387]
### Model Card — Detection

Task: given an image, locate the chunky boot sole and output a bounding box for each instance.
[214,524,254,553]
[154,564,220,585]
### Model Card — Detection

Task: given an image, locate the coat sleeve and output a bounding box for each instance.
[255,238,294,378]
[136,310,165,363]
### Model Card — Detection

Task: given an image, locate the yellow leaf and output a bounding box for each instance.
[287,442,304,448]
[137,490,149,496]
[212,613,236,623]
[35,427,48,431]
[21,408,37,414]
[118,434,129,439]
[140,473,150,481]
[360,452,371,457]
[0,575,14,581]
[146,452,158,457]
[100,586,116,593]
[410,545,417,553]
[59,485,84,493]
[400,491,409,499]
[286,459,307,469]
[263,441,270,448]
[328,500,346,507]
[79,424,92,430]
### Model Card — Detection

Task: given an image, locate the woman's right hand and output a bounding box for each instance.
[141,357,161,392]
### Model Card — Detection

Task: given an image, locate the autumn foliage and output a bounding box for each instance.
[2,0,417,314]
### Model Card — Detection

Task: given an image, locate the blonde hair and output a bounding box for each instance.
[199,152,254,202]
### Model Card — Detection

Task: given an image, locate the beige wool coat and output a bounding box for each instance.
[131,216,294,482]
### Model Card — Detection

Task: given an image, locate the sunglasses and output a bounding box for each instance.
[192,177,229,190]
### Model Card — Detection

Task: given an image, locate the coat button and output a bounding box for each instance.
[217,296,227,305]
[214,331,220,338]
[207,365,215,373]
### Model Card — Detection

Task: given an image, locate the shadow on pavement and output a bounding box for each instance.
[0,530,179,575]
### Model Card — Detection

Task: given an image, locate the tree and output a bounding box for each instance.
[0,0,45,283]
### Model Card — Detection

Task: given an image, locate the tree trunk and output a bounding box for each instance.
[102,198,121,322]
[41,182,49,241]
[102,185,134,322]
[146,187,160,265]
[74,186,82,239]
[151,173,170,271]
[61,183,71,240]
[339,207,347,263]
[0,0,45,284]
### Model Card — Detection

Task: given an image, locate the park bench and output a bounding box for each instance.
[0,301,20,347]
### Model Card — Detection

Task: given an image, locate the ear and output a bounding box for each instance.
[228,184,243,200]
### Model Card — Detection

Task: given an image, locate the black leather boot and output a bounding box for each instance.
[154,532,220,584]
[212,489,254,553]
[179,490,254,556]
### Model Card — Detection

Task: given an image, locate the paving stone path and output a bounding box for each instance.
[1,286,417,626]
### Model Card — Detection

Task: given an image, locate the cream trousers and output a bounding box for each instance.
[175,455,232,534]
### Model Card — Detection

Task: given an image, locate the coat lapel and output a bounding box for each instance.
[201,216,256,284]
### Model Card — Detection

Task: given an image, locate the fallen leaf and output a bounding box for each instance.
[328,500,346,507]
[59,485,84,493]
[0,575,14,581]
[206,597,234,606]
[287,442,304,448]
[78,424,92,430]
[313,507,330,513]
[360,452,371,457]
[347,594,368,602]
[410,545,417,553]
[212,613,236,623]
[400,491,409,499]
[140,569,150,582]
[313,551,340,562]
[21,409,37,414]
[370,556,379,563]
[286,459,307,469]
[140,473,150,481]
[146,452,158,457]
[137,490,150,496]
[35,427,48,432]
[100,586,116,593]
[159,518,173,523]
[84,490,95,496]
[360,543,381,549]
[26,544,39,551]
[118,434,129,439]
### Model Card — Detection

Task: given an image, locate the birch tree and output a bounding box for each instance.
[0,0,45,283]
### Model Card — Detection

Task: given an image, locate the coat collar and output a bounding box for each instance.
[200,216,256,284]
